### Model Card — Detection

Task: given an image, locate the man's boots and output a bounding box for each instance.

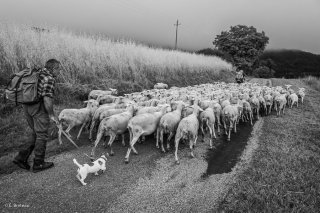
[33,160,54,173]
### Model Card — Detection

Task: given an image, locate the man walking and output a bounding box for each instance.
[13,59,61,172]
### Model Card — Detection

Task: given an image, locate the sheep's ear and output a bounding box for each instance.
[84,100,89,103]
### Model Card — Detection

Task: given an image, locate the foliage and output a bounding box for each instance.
[260,50,320,78]
[253,66,275,78]
[196,48,234,64]
[301,76,320,91]
[213,25,269,71]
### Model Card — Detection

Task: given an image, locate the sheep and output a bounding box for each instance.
[90,105,135,159]
[88,88,118,100]
[221,104,239,141]
[154,83,168,89]
[288,93,299,108]
[89,103,126,141]
[263,94,273,115]
[174,104,203,164]
[158,102,184,153]
[199,107,216,149]
[275,94,287,116]
[298,88,305,104]
[249,94,260,120]
[124,105,169,163]
[58,99,99,144]
[241,100,253,125]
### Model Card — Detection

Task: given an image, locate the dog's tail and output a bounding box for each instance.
[73,159,82,168]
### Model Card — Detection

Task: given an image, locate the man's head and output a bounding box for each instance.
[45,59,61,77]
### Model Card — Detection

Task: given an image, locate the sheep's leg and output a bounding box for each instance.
[208,124,214,149]
[216,116,221,136]
[250,112,253,126]
[234,120,237,133]
[223,119,227,135]
[125,134,141,163]
[156,127,160,149]
[90,128,104,161]
[121,134,125,147]
[159,129,165,153]
[167,132,174,151]
[89,119,96,141]
[227,121,232,141]
[76,122,87,140]
[190,138,195,158]
[58,126,63,145]
[174,136,181,164]
[65,124,75,138]
[200,120,205,142]
[107,133,116,156]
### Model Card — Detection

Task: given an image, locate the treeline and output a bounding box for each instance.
[196,48,320,78]
[259,50,320,78]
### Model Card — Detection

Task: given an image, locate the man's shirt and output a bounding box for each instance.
[37,68,55,99]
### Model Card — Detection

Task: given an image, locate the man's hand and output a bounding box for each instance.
[50,116,60,125]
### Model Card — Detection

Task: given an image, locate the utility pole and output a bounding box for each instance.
[174,19,181,50]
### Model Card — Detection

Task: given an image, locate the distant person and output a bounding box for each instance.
[236,69,245,84]
[13,59,61,173]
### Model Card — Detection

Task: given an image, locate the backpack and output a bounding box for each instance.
[5,68,40,105]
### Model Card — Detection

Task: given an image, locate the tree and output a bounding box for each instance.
[253,66,275,78]
[213,25,269,72]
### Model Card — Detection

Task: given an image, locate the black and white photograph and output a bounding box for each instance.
[0,0,319,212]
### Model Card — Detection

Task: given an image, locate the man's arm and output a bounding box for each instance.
[43,96,59,124]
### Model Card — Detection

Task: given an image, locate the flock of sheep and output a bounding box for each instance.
[57,82,306,164]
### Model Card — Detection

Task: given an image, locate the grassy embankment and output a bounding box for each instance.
[0,22,233,158]
[219,78,320,212]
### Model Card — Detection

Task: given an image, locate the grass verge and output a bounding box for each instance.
[219,78,320,212]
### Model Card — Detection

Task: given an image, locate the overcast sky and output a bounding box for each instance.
[0,0,319,54]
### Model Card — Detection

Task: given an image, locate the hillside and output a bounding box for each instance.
[260,50,320,78]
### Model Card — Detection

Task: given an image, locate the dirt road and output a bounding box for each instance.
[0,79,269,212]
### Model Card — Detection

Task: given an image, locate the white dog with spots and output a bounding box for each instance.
[73,155,108,186]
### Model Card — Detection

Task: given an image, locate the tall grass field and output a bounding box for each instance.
[0,22,233,97]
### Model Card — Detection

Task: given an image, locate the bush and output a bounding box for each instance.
[253,66,275,78]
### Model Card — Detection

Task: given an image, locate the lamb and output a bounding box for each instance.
[154,83,168,89]
[241,100,253,125]
[125,105,169,163]
[174,104,202,164]
[274,94,287,116]
[199,107,216,149]
[88,88,118,100]
[90,105,135,159]
[249,94,260,120]
[263,94,273,115]
[221,104,239,141]
[158,102,184,153]
[288,93,299,108]
[58,99,99,144]
[298,88,305,104]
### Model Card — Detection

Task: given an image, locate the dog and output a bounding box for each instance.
[73,155,108,186]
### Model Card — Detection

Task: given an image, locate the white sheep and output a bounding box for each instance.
[288,93,299,108]
[275,94,287,116]
[158,102,184,152]
[174,104,202,164]
[298,88,305,104]
[90,105,135,159]
[199,107,216,149]
[154,83,168,89]
[221,104,239,141]
[58,99,99,144]
[125,105,169,163]
[88,88,118,99]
